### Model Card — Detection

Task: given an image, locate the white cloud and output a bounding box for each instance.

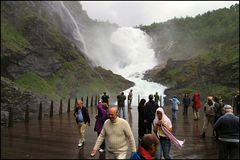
[80,1,239,27]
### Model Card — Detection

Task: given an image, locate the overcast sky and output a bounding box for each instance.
[80,1,238,27]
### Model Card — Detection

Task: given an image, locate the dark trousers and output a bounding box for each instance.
[237,104,240,115]
[218,140,239,159]
[183,105,189,115]
[146,121,153,134]
[97,132,105,150]
[138,122,147,140]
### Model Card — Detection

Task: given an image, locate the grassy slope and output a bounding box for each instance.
[146,51,239,102]
[142,4,239,101]
[1,1,134,102]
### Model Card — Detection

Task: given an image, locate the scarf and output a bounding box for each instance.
[161,125,185,150]
[153,108,185,150]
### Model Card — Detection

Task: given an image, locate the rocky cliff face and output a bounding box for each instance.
[1,1,133,126]
[1,77,59,127]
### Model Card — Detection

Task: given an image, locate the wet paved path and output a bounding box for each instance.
[1,105,218,159]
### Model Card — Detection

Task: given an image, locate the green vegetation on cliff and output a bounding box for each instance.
[47,60,134,99]
[1,18,30,52]
[142,4,239,102]
[139,3,239,62]
[1,1,134,104]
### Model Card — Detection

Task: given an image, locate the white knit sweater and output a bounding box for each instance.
[93,117,136,153]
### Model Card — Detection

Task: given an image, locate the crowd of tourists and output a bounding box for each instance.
[73,90,239,159]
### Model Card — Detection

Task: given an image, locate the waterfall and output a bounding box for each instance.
[109,27,167,105]
[43,1,167,105]
[60,1,86,51]
[42,1,87,52]
[86,27,167,105]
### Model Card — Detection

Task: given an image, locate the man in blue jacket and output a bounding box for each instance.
[74,100,90,147]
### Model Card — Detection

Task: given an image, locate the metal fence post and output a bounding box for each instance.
[50,100,53,117]
[59,99,62,115]
[86,96,89,108]
[67,98,70,112]
[38,102,42,120]
[25,105,29,123]
[90,96,93,107]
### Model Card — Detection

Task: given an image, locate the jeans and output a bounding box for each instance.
[172,109,177,120]
[118,107,125,119]
[156,137,172,159]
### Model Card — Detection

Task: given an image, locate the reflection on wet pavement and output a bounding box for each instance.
[1,105,218,159]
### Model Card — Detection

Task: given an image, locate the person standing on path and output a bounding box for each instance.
[233,90,240,115]
[169,96,180,120]
[117,92,126,119]
[101,92,110,106]
[94,102,108,152]
[138,98,147,141]
[154,92,160,106]
[182,93,191,116]
[145,94,159,134]
[213,105,239,159]
[192,92,202,120]
[74,100,90,147]
[200,96,215,138]
[213,96,224,140]
[153,107,173,159]
[128,89,133,109]
[91,106,136,159]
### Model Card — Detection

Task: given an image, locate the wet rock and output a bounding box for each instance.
[1,111,9,128]
[1,78,60,127]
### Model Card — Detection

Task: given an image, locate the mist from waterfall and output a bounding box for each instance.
[86,27,167,105]
[48,1,167,105]
[110,27,167,105]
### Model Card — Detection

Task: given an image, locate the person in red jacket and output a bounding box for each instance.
[192,92,202,120]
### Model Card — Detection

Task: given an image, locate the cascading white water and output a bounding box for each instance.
[111,27,167,106]
[89,27,167,106]
[60,1,87,51]
[43,1,87,52]
[46,2,167,105]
